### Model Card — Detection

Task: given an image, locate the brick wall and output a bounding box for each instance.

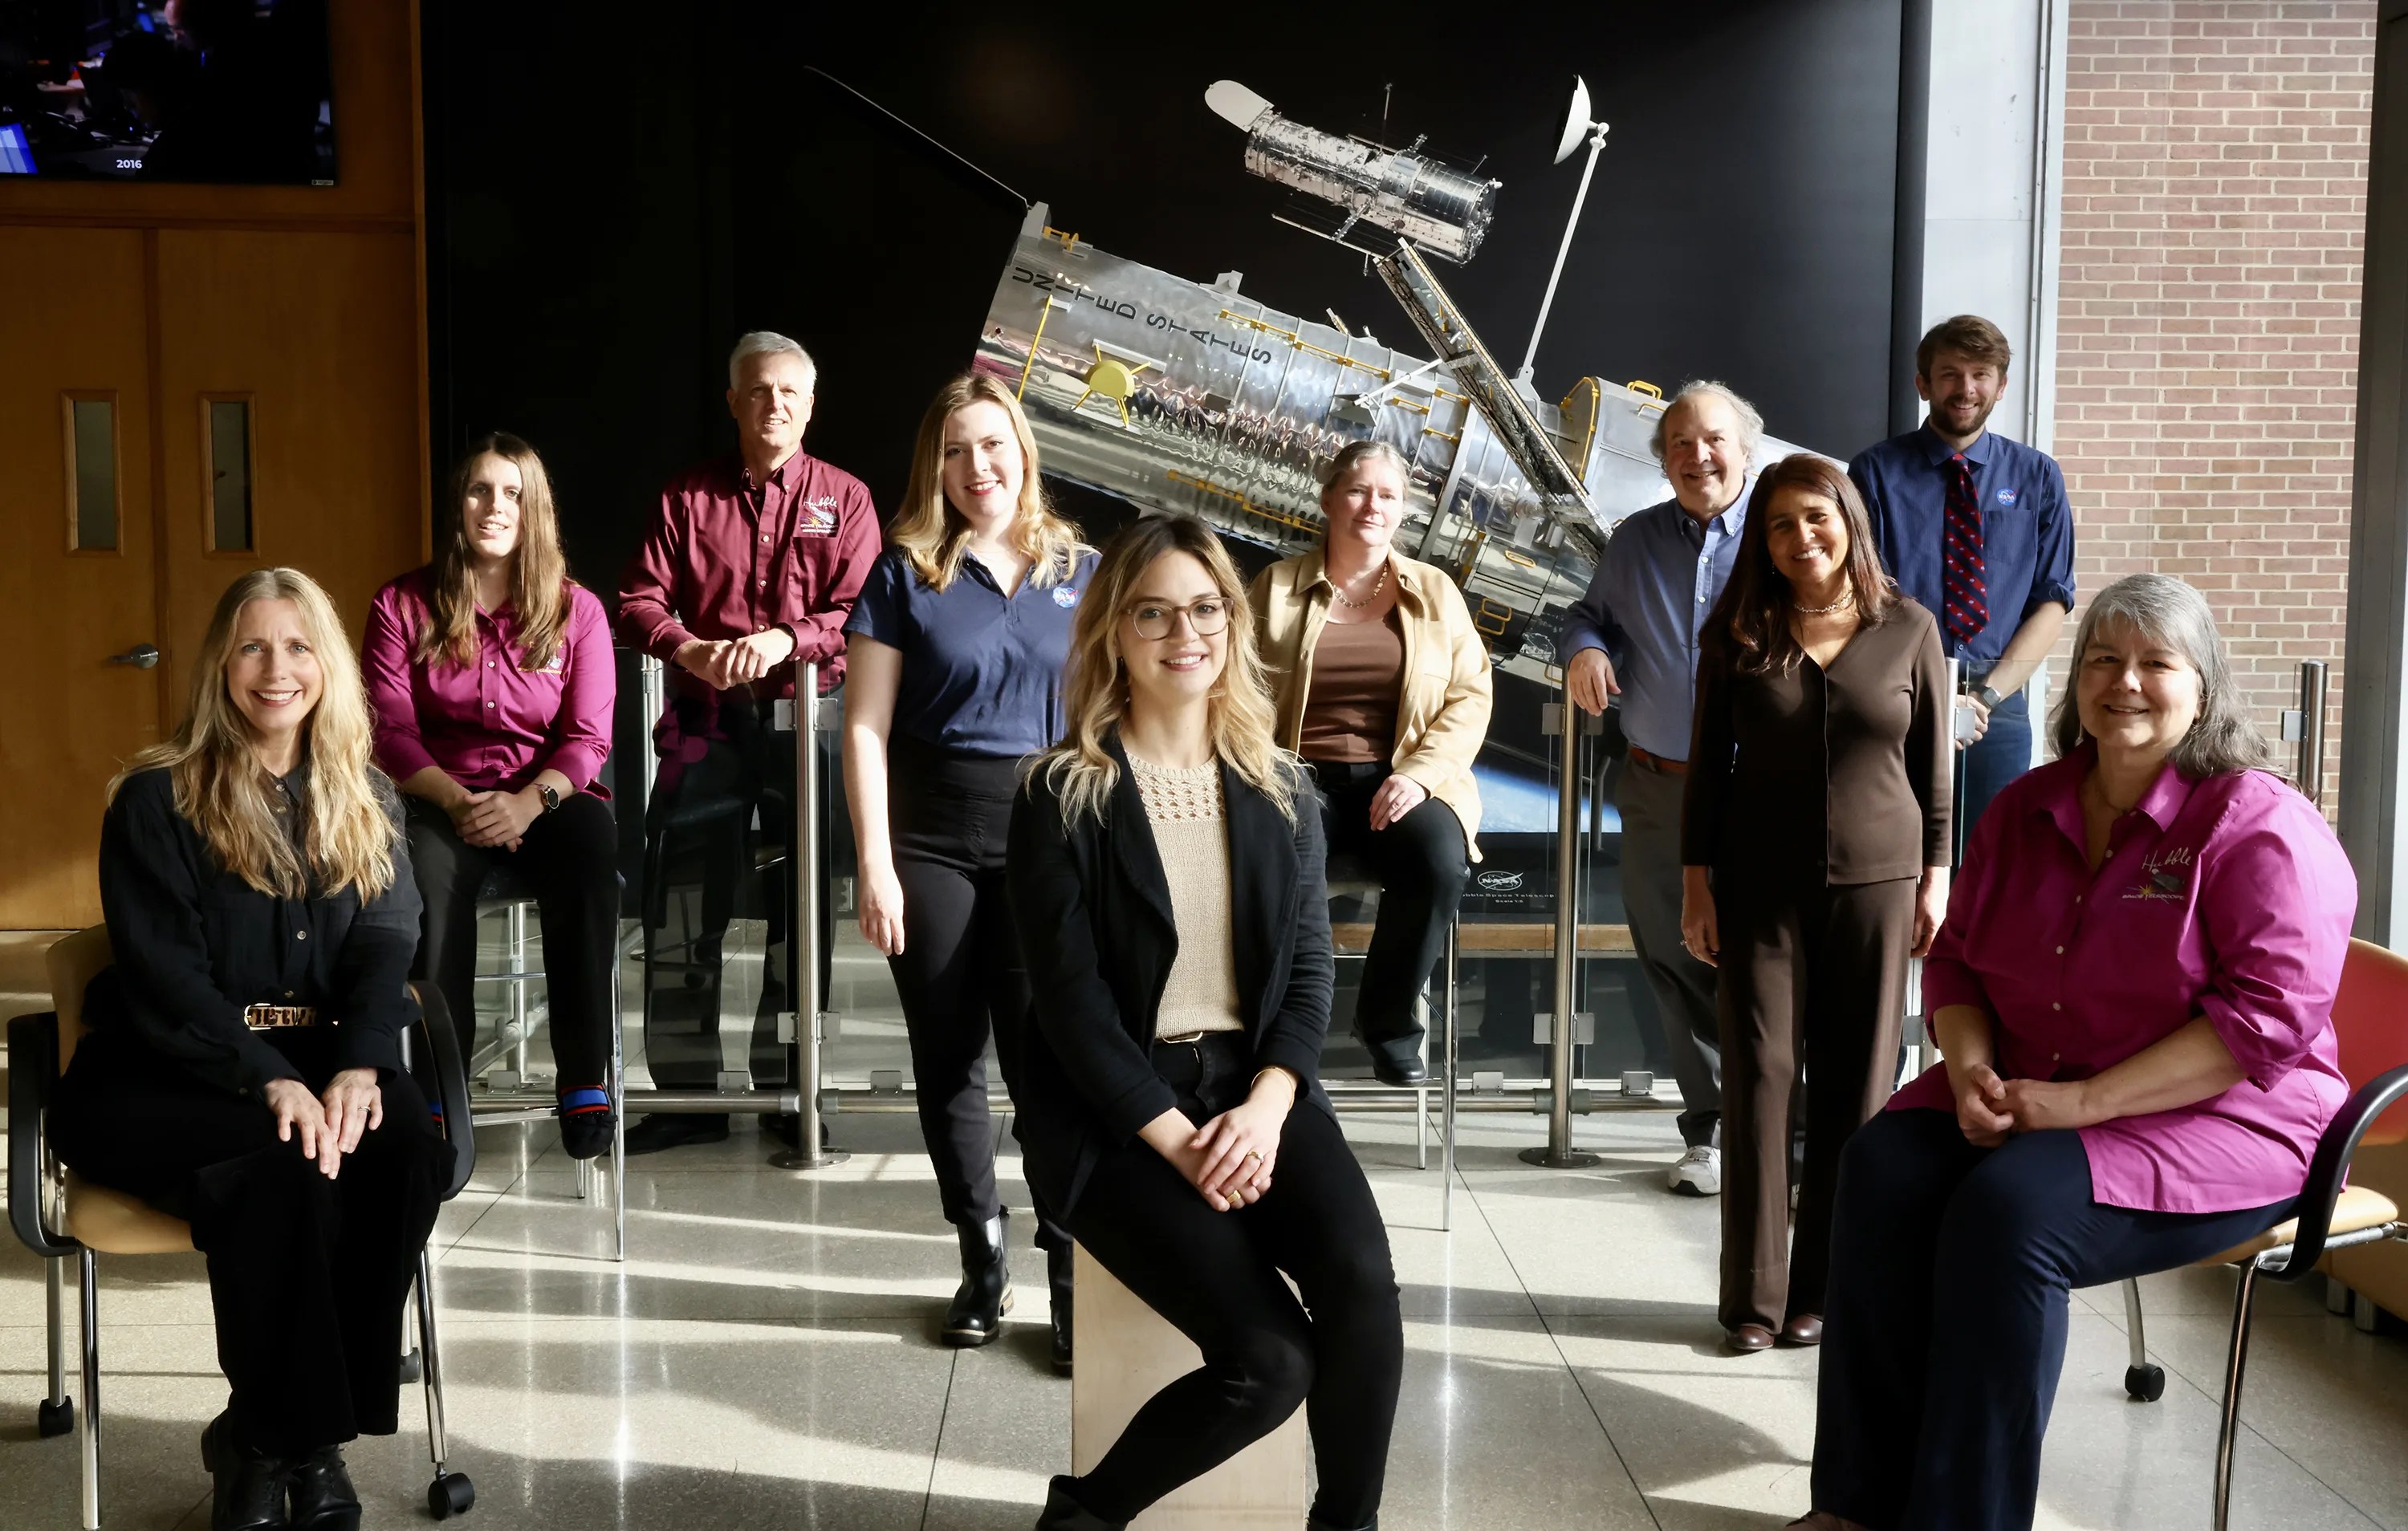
[2055,0,2375,809]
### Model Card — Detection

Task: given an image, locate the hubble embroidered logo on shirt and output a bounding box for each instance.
[1995,487,2019,509]
[2125,844,2194,901]
[1053,585,1080,608]
[798,496,840,535]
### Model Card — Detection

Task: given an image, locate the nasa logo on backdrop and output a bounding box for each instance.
[1475,870,1526,893]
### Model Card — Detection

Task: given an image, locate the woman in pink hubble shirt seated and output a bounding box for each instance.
[1795,573,2355,1531]
[363,432,621,1158]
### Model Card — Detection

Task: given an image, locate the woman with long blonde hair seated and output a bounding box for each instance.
[51,569,454,1531]
[1010,514,1402,1531]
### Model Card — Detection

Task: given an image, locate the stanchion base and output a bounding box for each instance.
[1518,1147,1601,1169]
[771,1149,851,1171]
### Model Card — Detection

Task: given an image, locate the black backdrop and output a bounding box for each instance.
[421,0,1916,833]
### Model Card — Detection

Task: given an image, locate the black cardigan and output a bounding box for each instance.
[1006,734,1336,1215]
[84,765,423,1097]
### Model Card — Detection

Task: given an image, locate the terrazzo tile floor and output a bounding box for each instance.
[4,928,2406,1529]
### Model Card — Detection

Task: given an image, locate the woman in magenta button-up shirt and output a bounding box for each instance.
[1795,574,2356,1531]
[362,432,621,1159]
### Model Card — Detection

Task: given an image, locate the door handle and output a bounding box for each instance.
[106,643,161,669]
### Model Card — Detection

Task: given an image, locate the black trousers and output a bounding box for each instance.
[641,696,836,1090]
[885,737,1066,1249]
[51,1028,453,1456]
[1064,1032,1402,1529]
[1309,758,1469,1050]
[1715,873,1915,1332]
[405,792,620,1087]
[1815,1110,2291,1531]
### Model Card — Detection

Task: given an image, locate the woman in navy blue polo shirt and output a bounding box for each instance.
[844,371,1096,1368]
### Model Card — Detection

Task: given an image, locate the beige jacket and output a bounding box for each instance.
[1250,550,1494,858]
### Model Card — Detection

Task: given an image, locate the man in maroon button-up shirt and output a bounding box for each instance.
[617,332,881,1154]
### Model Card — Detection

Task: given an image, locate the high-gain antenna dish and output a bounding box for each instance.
[1552,76,1596,166]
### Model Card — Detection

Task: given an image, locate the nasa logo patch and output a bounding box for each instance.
[1053,586,1080,609]
[1995,488,2019,509]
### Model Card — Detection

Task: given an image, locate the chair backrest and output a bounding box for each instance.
[43,925,113,1073]
[2333,936,2408,1147]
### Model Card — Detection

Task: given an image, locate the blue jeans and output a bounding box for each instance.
[1960,686,2032,843]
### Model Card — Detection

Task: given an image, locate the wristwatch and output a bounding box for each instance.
[536,782,561,815]
[1976,684,2006,712]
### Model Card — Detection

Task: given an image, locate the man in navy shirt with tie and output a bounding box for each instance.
[1849,315,2075,836]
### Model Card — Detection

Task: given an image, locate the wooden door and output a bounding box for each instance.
[153,228,428,703]
[0,228,161,928]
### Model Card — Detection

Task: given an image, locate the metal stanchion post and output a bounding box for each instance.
[1523,700,1601,1169]
[774,660,848,1171]
[2296,660,2329,810]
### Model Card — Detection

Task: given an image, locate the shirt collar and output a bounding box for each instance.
[1917,424,1991,469]
[2043,741,2199,847]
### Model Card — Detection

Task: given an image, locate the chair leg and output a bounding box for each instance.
[417,1251,476,1517]
[508,901,531,1082]
[1442,920,1458,1235]
[612,935,628,1263]
[41,1254,72,1433]
[2121,1276,2165,1402]
[78,1249,100,1531]
[2212,1261,2262,1531]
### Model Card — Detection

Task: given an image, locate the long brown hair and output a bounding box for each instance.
[112,569,398,900]
[417,432,573,670]
[1035,514,1300,826]
[1706,453,1897,676]
[891,372,1088,592]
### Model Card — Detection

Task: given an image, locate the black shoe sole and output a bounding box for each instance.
[942,1288,1013,1346]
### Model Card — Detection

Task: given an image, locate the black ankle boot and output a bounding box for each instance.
[1308,1518,1378,1531]
[1034,1476,1123,1529]
[201,1412,292,1531]
[943,1210,1011,1346]
[287,1444,360,1531]
[1047,1243,1074,1375]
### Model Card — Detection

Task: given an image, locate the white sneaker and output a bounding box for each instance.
[1667,1145,1722,1196]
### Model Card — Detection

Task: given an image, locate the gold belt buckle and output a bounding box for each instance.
[1157,1029,1209,1046]
[242,1003,318,1030]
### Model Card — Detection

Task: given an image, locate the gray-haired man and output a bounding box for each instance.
[1556,381,1759,1195]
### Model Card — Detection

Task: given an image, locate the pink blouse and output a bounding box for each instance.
[362,568,616,796]
[1895,746,2357,1214]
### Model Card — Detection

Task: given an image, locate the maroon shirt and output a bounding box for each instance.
[616,449,881,702]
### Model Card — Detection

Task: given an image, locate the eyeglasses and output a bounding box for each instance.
[1126,598,1230,641]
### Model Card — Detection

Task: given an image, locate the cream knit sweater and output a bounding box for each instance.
[1127,753,1246,1039]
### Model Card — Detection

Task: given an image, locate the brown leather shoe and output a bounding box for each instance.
[1726,1323,1777,1353]
[1780,1314,1824,1346]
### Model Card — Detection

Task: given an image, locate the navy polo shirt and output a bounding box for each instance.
[1849,424,2076,672]
[844,545,1097,758]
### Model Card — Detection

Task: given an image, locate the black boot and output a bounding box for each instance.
[1047,1243,1074,1375]
[943,1210,1011,1346]
[1308,1518,1378,1531]
[287,1444,360,1531]
[201,1411,292,1531]
[1034,1476,1123,1529]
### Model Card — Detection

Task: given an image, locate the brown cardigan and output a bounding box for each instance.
[1681,596,1952,885]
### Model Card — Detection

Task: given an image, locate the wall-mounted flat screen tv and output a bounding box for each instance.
[0,1,333,183]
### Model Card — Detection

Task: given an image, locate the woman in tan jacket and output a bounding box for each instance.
[1251,441,1494,1085]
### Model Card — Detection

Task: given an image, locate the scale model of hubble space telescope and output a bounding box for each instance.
[974,77,1815,692]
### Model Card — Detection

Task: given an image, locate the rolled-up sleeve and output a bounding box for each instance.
[361,581,441,784]
[2194,786,2354,1090]
[1921,782,2009,1016]
[2024,458,2076,615]
[538,587,616,793]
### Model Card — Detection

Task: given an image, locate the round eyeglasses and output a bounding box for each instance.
[1127,598,1230,641]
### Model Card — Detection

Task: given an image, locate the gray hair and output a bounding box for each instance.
[2050,574,2272,778]
[1650,380,1763,466]
[727,331,816,393]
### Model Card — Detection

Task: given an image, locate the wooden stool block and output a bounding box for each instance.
[1071,1244,1309,1529]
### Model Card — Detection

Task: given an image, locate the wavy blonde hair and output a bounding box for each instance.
[891,372,1088,591]
[111,568,398,900]
[418,432,575,671]
[1037,514,1300,826]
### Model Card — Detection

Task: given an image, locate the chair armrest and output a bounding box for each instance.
[407,983,478,1203]
[2268,1062,2408,1281]
[7,1013,77,1258]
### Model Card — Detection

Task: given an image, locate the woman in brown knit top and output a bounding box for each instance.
[1010,514,1402,1531]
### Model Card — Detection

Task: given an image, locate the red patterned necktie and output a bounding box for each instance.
[1942,453,1988,646]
